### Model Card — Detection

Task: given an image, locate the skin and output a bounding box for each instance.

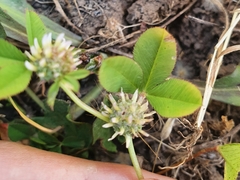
[0,141,173,180]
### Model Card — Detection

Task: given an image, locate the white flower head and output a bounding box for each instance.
[101,89,155,148]
[24,33,82,81]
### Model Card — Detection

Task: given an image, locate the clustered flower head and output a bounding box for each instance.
[101,89,156,148]
[24,33,82,81]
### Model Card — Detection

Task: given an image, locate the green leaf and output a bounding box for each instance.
[92,118,117,152]
[62,136,85,148]
[0,0,32,27]
[0,8,27,43]
[215,65,240,88]
[134,27,176,91]
[217,143,240,180]
[147,79,202,117]
[62,75,80,92]
[0,0,82,45]
[211,87,240,106]
[99,56,143,93]
[25,10,46,46]
[64,122,93,147]
[0,39,27,61]
[30,137,47,145]
[0,57,32,99]
[192,75,240,106]
[37,131,60,145]
[49,145,62,153]
[211,65,240,106]
[67,69,90,80]
[8,121,36,141]
[47,81,60,109]
[79,151,89,159]
[0,23,6,38]
[34,99,70,128]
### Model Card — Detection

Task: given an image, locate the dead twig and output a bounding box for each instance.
[160,0,198,27]
[73,0,83,27]
[85,30,142,53]
[35,0,54,4]
[52,0,83,34]
[107,47,133,58]
[186,15,224,27]
[119,39,137,48]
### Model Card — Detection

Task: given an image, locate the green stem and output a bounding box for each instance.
[60,82,108,122]
[25,87,47,111]
[127,135,144,180]
[68,85,103,121]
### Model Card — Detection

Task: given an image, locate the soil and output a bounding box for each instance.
[3,0,240,179]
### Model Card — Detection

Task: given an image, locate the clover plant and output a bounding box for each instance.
[0,9,203,180]
[99,27,202,117]
[98,27,202,178]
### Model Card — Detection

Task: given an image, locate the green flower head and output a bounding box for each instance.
[101,89,155,148]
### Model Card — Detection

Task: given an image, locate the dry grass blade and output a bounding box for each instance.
[195,2,240,128]
[218,44,240,57]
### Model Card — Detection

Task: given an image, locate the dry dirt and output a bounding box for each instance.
[16,0,240,179]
